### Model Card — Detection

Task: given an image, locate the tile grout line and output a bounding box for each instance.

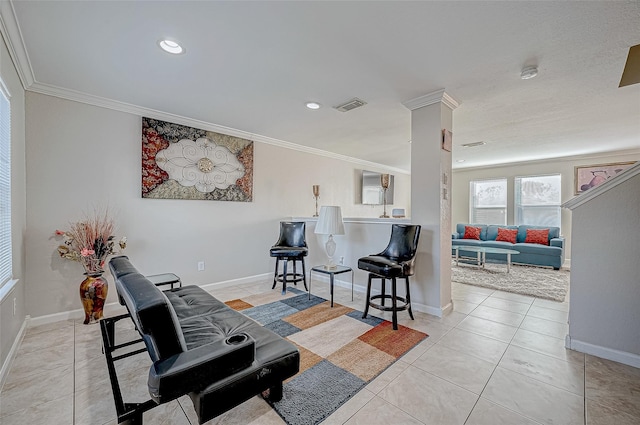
[463,297,553,425]
[483,297,585,424]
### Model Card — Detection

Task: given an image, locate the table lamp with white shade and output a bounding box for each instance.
[314,206,345,270]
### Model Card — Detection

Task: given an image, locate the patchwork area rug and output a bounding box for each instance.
[451,260,569,302]
[226,288,428,425]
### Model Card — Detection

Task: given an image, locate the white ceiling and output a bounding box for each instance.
[4,1,640,172]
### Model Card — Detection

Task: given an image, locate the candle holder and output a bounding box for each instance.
[380,174,390,218]
[312,185,320,217]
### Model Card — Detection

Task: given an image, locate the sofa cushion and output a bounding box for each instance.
[516,225,559,243]
[456,224,488,240]
[486,225,515,241]
[452,239,483,248]
[496,227,518,243]
[514,243,562,256]
[524,228,550,245]
[482,240,521,250]
[463,226,482,240]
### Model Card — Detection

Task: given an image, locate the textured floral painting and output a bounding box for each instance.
[142,117,253,201]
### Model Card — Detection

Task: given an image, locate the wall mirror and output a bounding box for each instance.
[362,170,394,205]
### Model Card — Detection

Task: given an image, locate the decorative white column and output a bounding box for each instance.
[403,89,459,317]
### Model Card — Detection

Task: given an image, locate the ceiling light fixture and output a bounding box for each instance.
[306,102,321,110]
[158,39,185,55]
[520,66,538,80]
[456,159,466,163]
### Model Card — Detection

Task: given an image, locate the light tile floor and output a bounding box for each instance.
[1,279,639,425]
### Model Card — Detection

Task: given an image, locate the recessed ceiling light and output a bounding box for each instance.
[456,159,466,163]
[158,39,185,55]
[306,102,321,110]
[520,66,538,80]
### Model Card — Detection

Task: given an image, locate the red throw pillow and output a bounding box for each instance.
[496,228,517,244]
[463,226,482,240]
[525,229,550,245]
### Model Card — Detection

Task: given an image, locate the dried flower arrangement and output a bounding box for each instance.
[55,210,126,275]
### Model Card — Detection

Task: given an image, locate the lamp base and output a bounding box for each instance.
[379,214,390,218]
[324,235,338,271]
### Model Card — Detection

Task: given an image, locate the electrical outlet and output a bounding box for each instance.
[339,256,344,265]
[197,261,205,271]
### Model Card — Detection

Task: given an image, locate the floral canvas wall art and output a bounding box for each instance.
[142,117,253,201]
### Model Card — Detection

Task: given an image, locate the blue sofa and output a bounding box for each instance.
[452,224,565,269]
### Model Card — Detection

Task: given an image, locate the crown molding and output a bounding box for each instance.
[28,81,410,175]
[402,89,460,111]
[452,148,640,172]
[1,0,406,176]
[0,0,35,89]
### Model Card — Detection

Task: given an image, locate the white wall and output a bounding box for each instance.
[0,33,27,374]
[24,92,411,319]
[451,151,640,261]
[567,172,640,366]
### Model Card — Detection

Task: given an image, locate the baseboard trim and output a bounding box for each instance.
[25,271,448,327]
[566,335,640,368]
[28,302,128,327]
[0,316,27,391]
[412,302,444,317]
[200,273,271,292]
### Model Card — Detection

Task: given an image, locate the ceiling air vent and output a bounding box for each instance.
[462,141,487,148]
[334,98,367,112]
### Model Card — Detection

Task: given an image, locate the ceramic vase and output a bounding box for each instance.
[79,273,108,324]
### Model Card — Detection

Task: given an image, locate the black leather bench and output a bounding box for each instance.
[101,256,299,424]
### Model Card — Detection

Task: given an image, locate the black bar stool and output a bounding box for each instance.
[270,221,308,294]
[358,224,421,330]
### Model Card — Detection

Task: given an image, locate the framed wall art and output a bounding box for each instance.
[142,117,254,201]
[574,161,635,194]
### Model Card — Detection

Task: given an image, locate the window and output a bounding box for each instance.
[469,178,507,224]
[0,86,10,288]
[515,174,561,228]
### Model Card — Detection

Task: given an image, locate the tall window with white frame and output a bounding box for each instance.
[515,174,561,228]
[469,178,507,225]
[0,85,11,289]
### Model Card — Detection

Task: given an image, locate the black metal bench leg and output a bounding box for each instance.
[121,410,143,425]
[362,274,373,319]
[262,382,283,402]
[104,315,116,349]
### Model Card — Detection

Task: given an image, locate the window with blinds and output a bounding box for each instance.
[469,178,507,225]
[515,174,561,228]
[0,86,11,288]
